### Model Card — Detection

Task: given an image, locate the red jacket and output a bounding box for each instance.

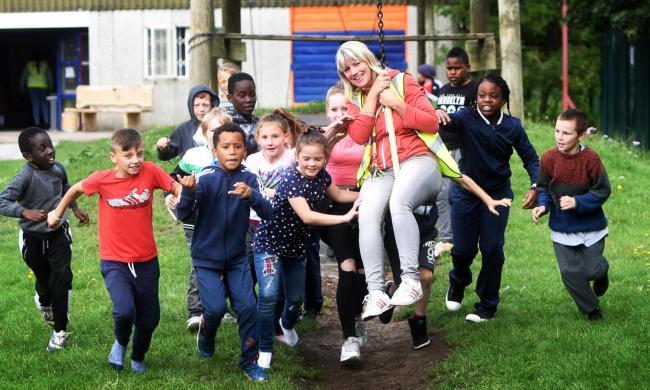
[347,70,438,171]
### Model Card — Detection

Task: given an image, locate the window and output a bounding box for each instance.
[145,27,189,78]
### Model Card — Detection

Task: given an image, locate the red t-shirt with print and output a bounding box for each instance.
[82,161,173,262]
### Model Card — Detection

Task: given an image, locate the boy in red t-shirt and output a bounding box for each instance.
[48,129,184,373]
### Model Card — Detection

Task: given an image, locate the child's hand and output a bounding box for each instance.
[345,199,361,221]
[559,196,576,210]
[521,188,537,209]
[164,194,178,209]
[21,209,46,222]
[532,206,546,223]
[229,182,252,199]
[176,173,196,192]
[156,137,170,151]
[487,198,512,216]
[436,109,450,125]
[72,207,89,224]
[46,211,62,229]
[263,188,276,199]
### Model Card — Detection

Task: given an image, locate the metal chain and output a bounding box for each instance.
[376,0,385,69]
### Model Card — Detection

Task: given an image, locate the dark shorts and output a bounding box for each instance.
[385,205,439,275]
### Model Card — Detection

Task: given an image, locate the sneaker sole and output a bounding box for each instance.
[361,303,394,321]
[340,355,361,367]
[412,339,431,350]
[445,292,463,312]
[244,373,269,382]
[389,294,423,306]
[465,313,490,323]
[46,344,63,352]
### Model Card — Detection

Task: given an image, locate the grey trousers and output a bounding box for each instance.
[435,147,462,243]
[552,238,609,313]
[358,154,442,291]
[183,227,203,318]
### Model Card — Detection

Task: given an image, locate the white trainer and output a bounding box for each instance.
[186,315,202,331]
[257,351,272,369]
[47,330,69,351]
[340,337,361,365]
[278,319,299,347]
[389,278,423,306]
[34,294,54,326]
[361,290,393,320]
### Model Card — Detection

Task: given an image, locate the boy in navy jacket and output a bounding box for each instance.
[176,123,271,382]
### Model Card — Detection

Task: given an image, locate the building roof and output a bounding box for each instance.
[0,0,412,12]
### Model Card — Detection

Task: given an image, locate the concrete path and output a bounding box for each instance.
[0,130,113,160]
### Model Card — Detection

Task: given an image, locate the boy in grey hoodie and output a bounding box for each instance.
[0,127,88,351]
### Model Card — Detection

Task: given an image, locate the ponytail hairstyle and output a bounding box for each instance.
[471,74,511,115]
[256,108,307,148]
[295,127,328,157]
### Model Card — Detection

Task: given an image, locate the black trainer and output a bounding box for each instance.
[593,271,609,297]
[379,281,396,324]
[588,307,603,321]
[408,316,431,350]
[445,283,464,312]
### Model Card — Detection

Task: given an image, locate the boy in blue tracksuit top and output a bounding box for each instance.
[176,123,271,382]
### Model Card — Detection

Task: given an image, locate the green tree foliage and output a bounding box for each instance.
[568,0,650,40]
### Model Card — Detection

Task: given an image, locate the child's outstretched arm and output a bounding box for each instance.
[452,175,512,215]
[289,197,360,226]
[325,183,359,204]
[48,182,85,229]
[229,180,272,220]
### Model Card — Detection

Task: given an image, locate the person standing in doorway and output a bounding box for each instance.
[20,57,53,128]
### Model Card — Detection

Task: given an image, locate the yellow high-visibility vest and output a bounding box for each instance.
[26,61,48,89]
[348,72,461,187]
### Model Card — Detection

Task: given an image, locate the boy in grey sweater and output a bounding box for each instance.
[0,127,88,351]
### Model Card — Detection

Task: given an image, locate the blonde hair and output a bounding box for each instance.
[325,82,346,109]
[200,108,232,138]
[335,41,385,98]
[256,109,306,148]
[218,62,240,75]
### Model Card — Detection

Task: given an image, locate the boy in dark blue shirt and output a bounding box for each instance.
[176,123,271,382]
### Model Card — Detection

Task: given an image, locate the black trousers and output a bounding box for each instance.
[20,222,73,331]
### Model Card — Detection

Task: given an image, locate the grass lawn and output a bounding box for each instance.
[0,121,648,388]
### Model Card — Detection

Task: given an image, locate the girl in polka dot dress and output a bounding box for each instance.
[253,130,360,369]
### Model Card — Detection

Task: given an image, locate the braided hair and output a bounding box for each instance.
[471,74,511,115]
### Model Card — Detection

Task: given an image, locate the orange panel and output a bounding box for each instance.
[291,5,407,33]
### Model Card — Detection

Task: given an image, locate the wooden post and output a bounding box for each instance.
[416,0,425,66]
[470,0,489,36]
[498,0,524,122]
[190,0,215,88]
[222,0,243,67]
[424,0,435,64]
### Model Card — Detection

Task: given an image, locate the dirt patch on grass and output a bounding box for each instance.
[296,277,451,389]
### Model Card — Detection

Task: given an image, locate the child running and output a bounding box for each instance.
[0,127,88,351]
[533,109,610,320]
[167,108,232,330]
[176,123,271,382]
[48,129,183,372]
[253,129,360,369]
[437,74,539,322]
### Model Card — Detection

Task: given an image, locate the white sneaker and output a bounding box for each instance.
[47,330,69,351]
[340,337,361,365]
[221,312,237,324]
[361,290,393,320]
[389,278,423,306]
[355,317,368,347]
[278,319,299,347]
[258,351,272,369]
[186,315,202,331]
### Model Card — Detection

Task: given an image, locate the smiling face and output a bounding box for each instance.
[342,57,374,91]
[476,80,505,123]
[326,92,348,123]
[217,70,232,97]
[214,130,246,171]
[110,144,145,178]
[256,123,289,162]
[555,119,585,155]
[25,132,55,170]
[228,80,257,117]
[296,144,326,179]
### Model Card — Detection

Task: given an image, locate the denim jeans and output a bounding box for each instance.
[28,88,49,126]
[254,252,306,353]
